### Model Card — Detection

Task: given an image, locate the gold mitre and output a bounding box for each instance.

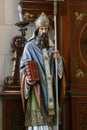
[35,12,50,29]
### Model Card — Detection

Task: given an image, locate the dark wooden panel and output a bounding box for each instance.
[71,96,87,130]
[61,95,71,130]
[59,0,87,130]
[0,88,25,130]
[59,0,87,84]
[21,0,54,16]
[20,0,55,30]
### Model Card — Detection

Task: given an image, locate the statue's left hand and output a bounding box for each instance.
[53,50,62,60]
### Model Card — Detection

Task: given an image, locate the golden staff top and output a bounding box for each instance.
[47,0,64,15]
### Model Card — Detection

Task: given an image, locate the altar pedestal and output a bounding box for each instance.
[0,87,25,130]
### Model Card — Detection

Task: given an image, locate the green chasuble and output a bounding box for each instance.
[25,88,46,126]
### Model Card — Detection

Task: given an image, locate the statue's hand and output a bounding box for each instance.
[53,50,62,60]
[26,77,36,86]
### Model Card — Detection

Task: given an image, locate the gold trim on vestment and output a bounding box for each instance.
[42,48,55,115]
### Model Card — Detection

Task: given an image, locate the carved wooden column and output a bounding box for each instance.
[59,0,87,130]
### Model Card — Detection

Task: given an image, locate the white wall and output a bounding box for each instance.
[0,0,35,129]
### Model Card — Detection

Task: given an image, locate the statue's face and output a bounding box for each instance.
[38,26,48,36]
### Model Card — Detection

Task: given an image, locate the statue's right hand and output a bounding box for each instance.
[26,76,36,86]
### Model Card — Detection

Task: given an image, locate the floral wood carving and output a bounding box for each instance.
[74,12,86,28]
[75,62,87,78]
[77,103,87,130]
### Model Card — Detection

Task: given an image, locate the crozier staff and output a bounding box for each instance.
[20,12,66,130]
